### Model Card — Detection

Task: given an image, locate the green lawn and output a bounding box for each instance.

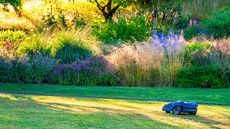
[0,93,229,129]
[0,84,230,129]
[0,83,230,105]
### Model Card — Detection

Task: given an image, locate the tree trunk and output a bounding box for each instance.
[94,0,120,21]
[13,6,22,17]
[153,0,158,33]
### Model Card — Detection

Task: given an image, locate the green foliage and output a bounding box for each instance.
[181,0,230,18]
[17,35,51,57]
[182,42,230,87]
[176,65,229,88]
[72,17,86,28]
[183,26,200,40]
[0,30,26,42]
[202,8,230,39]
[0,58,13,82]
[54,69,117,86]
[154,0,182,33]
[93,16,151,43]
[53,34,93,64]
[0,0,22,7]
[183,42,213,66]
[174,15,190,29]
[226,68,230,83]
[0,0,23,16]
[41,2,69,30]
[8,59,32,83]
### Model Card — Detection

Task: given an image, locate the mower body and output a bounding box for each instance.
[162,101,198,115]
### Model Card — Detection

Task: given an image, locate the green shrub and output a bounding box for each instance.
[55,71,117,86]
[17,35,51,57]
[53,34,93,64]
[0,58,13,83]
[0,30,26,42]
[183,42,213,65]
[202,8,230,39]
[9,59,32,83]
[176,65,228,88]
[183,26,200,40]
[93,16,151,43]
[175,15,191,29]
[226,68,230,83]
[155,0,182,33]
[73,17,86,28]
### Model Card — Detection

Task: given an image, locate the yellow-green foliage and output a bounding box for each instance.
[17,34,52,57]
[0,30,26,42]
[51,29,101,56]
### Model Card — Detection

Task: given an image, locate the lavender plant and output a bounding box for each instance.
[53,56,116,86]
[0,48,57,84]
[30,55,57,83]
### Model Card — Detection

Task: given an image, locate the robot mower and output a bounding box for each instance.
[162,101,198,115]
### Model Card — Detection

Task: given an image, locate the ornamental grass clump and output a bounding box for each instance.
[107,32,185,86]
[17,34,52,57]
[53,35,92,64]
[51,29,100,64]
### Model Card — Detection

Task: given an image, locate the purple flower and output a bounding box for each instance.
[53,64,69,74]
[151,31,185,51]
[53,56,111,75]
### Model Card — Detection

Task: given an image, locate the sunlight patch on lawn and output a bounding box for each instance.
[28,95,230,129]
[0,94,229,129]
[0,94,18,100]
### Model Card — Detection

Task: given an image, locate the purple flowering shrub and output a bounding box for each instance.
[0,52,32,83]
[52,56,117,86]
[29,55,57,83]
[0,49,57,83]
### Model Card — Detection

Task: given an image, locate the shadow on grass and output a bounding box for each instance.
[179,113,230,128]
[1,94,230,128]
[0,95,177,129]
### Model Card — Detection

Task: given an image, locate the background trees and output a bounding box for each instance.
[0,0,22,16]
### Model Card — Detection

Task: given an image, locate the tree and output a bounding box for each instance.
[90,0,133,20]
[0,0,22,16]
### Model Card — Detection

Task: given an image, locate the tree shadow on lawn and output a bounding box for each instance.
[0,94,229,129]
[0,95,176,129]
[179,111,230,128]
